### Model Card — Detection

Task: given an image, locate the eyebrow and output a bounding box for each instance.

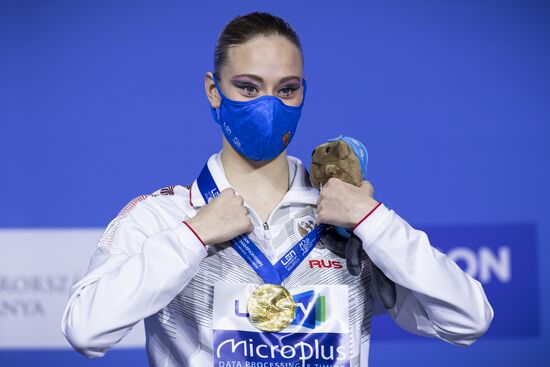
[231,74,301,84]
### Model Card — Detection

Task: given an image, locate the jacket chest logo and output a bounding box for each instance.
[309,259,343,269]
[295,215,316,237]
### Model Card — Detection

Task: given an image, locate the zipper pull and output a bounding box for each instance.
[263,222,272,241]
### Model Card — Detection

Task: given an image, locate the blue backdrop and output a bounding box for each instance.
[1,0,549,366]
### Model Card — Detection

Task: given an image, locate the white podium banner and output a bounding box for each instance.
[0,229,145,349]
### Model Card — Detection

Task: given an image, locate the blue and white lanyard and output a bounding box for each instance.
[196,162,326,285]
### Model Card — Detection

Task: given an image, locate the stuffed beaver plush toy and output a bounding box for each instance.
[310,134,397,309]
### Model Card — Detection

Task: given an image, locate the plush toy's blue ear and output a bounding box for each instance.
[327,134,369,180]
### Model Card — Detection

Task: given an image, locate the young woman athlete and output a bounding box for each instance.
[61,11,493,367]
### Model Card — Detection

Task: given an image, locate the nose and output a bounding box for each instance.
[325,164,339,177]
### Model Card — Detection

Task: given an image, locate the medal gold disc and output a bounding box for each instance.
[247,284,296,332]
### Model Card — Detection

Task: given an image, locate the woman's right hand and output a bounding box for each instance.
[184,187,254,246]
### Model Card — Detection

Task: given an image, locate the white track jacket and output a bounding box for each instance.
[61,149,494,366]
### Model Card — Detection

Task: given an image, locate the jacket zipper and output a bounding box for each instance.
[245,202,283,241]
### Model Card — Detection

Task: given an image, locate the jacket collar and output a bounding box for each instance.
[188,149,319,209]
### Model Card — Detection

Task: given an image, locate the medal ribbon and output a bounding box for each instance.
[196,161,326,285]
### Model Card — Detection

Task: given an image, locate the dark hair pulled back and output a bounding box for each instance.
[213,11,303,82]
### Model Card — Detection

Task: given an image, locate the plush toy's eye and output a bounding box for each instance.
[325,146,331,154]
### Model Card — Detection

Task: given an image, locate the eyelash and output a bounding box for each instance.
[236,84,299,97]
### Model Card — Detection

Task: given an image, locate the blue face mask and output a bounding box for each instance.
[209,74,307,161]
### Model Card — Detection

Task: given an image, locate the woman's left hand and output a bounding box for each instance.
[316,177,380,228]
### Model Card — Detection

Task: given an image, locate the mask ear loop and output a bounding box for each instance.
[300,77,308,106]
[210,74,223,124]
[212,74,228,100]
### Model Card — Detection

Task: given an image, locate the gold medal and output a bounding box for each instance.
[247,284,296,332]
